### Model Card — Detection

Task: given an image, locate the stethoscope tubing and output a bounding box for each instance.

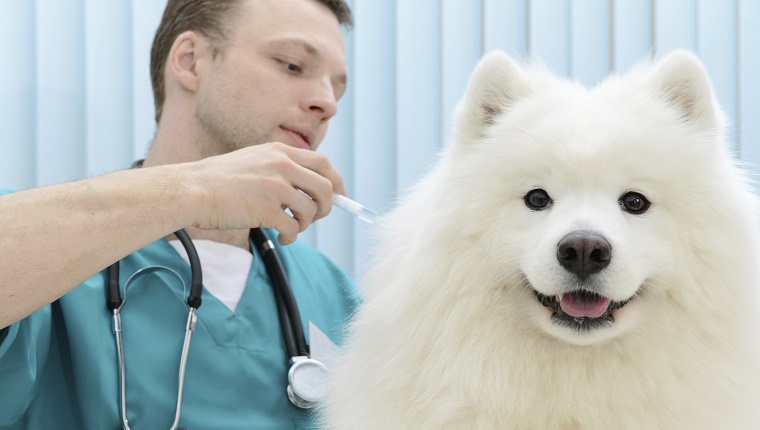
[107,229,202,311]
[107,228,202,430]
[106,226,314,427]
[250,228,309,357]
[107,158,317,424]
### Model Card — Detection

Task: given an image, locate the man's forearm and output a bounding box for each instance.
[0,165,196,329]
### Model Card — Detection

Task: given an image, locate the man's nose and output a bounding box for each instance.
[303,80,338,122]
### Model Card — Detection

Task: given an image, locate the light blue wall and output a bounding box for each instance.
[0,0,756,278]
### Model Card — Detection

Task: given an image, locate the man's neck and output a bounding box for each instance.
[171,227,252,253]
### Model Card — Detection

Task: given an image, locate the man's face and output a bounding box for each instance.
[194,0,347,156]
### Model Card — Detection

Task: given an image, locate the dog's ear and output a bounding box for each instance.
[644,50,721,130]
[454,50,531,142]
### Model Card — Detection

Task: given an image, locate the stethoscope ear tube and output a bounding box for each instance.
[105,229,203,311]
[173,229,203,309]
[107,261,122,310]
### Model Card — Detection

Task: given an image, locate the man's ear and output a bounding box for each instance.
[167,31,210,94]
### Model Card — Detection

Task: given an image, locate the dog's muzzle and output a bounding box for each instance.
[532,230,633,330]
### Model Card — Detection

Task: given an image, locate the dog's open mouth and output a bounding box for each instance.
[534,289,631,330]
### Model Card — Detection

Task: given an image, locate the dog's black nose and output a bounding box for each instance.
[556,230,611,278]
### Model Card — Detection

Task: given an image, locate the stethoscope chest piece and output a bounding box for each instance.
[287,356,328,408]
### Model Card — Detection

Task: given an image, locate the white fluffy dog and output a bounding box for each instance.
[322,50,760,429]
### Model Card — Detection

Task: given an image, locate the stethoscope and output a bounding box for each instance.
[105,162,327,430]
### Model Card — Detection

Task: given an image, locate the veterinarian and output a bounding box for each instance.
[0,0,359,428]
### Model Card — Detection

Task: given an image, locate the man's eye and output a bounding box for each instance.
[280,61,301,73]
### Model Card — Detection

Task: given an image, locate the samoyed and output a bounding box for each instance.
[322,50,760,429]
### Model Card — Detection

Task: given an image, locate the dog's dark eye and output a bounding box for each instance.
[619,191,650,214]
[524,189,553,210]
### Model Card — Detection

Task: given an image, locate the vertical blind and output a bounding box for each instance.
[0,0,757,278]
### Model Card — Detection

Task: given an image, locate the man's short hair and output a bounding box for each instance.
[150,0,353,123]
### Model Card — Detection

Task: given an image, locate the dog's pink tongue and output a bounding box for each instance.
[559,293,611,318]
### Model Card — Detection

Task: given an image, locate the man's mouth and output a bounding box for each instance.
[533,289,632,331]
[281,126,313,149]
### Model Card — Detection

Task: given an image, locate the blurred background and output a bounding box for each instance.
[0,0,757,278]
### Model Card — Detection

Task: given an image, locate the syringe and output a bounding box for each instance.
[332,193,377,224]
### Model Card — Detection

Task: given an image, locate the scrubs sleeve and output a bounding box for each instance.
[0,307,53,427]
[0,186,54,425]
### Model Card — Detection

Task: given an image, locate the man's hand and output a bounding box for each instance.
[183,142,346,244]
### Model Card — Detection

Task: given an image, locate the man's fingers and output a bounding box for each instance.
[282,189,319,231]
[291,174,334,221]
[285,146,346,196]
[271,211,300,246]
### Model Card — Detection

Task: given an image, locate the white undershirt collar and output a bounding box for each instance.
[168,239,253,312]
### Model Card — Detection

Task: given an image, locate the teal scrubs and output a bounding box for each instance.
[0,195,358,429]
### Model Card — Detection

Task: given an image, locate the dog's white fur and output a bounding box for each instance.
[322,50,760,429]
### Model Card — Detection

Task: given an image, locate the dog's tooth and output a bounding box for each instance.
[557,294,563,302]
